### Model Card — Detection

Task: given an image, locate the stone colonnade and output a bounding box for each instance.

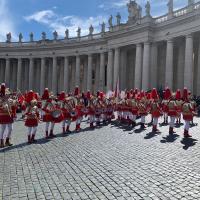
[0,33,200,95]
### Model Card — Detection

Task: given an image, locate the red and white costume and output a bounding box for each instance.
[150,88,162,132]
[182,88,196,138]
[137,92,148,129]
[130,98,138,127]
[0,84,15,148]
[41,89,57,138]
[24,91,40,143]
[175,89,183,124]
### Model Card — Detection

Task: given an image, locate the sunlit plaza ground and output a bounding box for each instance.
[0,115,200,200]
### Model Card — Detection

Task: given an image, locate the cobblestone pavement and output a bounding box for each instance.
[0,115,200,200]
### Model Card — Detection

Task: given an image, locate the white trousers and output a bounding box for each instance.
[27,127,37,136]
[141,116,145,124]
[0,124,13,139]
[62,120,71,127]
[89,115,95,123]
[153,118,158,126]
[184,120,190,131]
[130,115,136,122]
[45,122,55,132]
[169,117,175,128]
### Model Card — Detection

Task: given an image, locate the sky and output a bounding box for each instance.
[0,0,196,42]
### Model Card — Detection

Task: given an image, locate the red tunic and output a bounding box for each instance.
[52,105,64,123]
[151,102,162,118]
[25,107,39,127]
[182,103,193,121]
[0,107,14,124]
[167,101,177,117]
[42,102,54,122]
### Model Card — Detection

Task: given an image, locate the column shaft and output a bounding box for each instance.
[64,57,69,92]
[142,42,150,91]
[134,44,142,89]
[52,57,57,94]
[99,53,105,91]
[29,58,34,90]
[165,39,174,88]
[17,58,22,90]
[87,54,92,91]
[150,43,158,88]
[196,40,200,95]
[113,48,120,89]
[5,58,10,87]
[107,50,113,91]
[40,57,45,94]
[75,56,80,87]
[184,34,193,91]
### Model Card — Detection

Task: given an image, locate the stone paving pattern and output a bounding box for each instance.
[0,115,200,200]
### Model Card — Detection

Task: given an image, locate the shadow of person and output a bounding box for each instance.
[180,137,198,150]
[190,123,198,128]
[134,127,146,134]
[0,136,51,153]
[160,134,179,143]
[159,122,168,127]
[175,123,184,128]
[144,131,161,139]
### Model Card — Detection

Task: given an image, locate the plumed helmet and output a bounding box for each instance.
[126,92,130,99]
[165,87,171,100]
[182,87,188,101]
[151,88,159,100]
[42,88,49,100]
[58,91,66,101]
[74,86,79,96]
[87,91,91,99]
[175,89,181,100]
[26,90,35,103]
[0,83,6,96]
[99,92,104,101]
[146,92,151,100]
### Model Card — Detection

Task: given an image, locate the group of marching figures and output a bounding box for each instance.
[0,82,198,148]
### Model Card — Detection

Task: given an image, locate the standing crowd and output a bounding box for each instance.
[0,83,198,148]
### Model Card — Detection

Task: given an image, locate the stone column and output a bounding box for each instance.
[40,57,45,94]
[64,56,69,92]
[75,55,80,87]
[52,56,57,94]
[165,39,174,89]
[17,58,22,90]
[95,55,100,91]
[196,40,200,95]
[150,43,158,88]
[177,42,185,89]
[99,52,105,91]
[134,43,143,89]
[29,58,34,90]
[107,49,113,91]
[142,42,150,91]
[113,48,120,89]
[87,54,92,91]
[5,58,10,87]
[184,34,193,91]
[83,58,88,91]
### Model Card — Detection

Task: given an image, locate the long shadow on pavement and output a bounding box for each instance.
[160,134,180,143]
[0,137,50,153]
[181,137,198,150]
[144,131,161,139]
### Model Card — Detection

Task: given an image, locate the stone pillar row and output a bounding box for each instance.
[1,33,195,94]
[2,54,108,94]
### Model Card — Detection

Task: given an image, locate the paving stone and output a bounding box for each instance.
[0,115,200,200]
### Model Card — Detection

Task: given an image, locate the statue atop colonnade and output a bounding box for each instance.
[127,0,142,24]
